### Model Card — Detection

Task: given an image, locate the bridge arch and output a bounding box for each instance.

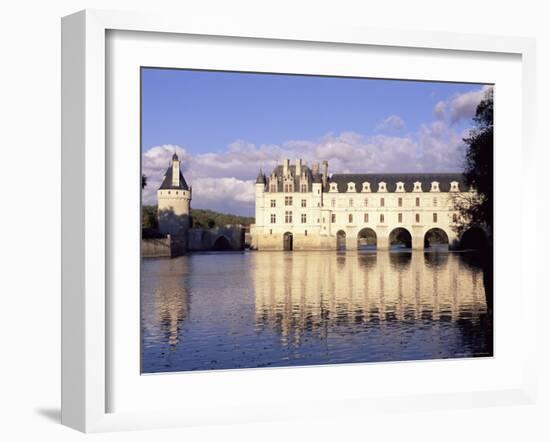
[460,226,488,250]
[283,231,293,251]
[389,227,412,249]
[212,235,232,251]
[424,227,450,250]
[357,228,377,250]
[336,230,346,251]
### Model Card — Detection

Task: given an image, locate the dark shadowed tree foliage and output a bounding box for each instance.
[141,205,254,230]
[190,208,254,228]
[454,88,493,240]
[142,174,147,189]
[141,204,158,229]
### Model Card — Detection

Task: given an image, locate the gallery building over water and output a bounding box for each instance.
[250,159,478,251]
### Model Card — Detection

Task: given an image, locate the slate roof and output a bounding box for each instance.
[256,170,266,184]
[158,164,189,190]
[328,173,468,193]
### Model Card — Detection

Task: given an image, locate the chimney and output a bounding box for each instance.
[171,156,180,187]
[283,158,289,176]
[322,160,328,186]
[295,158,302,176]
[312,162,319,176]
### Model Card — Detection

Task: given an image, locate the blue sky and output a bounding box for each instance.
[141,68,490,215]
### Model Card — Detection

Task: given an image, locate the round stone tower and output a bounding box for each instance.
[157,152,191,237]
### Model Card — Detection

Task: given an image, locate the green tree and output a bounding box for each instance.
[142,174,147,189]
[141,204,158,229]
[454,88,493,239]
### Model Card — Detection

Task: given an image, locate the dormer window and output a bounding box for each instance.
[450,181,459,192]
[347,182,356,192]
[329,183,338,192]
[377,181,387,192]
[413,181,422,192]
[431,181,440,192]
[361,182,371,192]
[395,181,405,192]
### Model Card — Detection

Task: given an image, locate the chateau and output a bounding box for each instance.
[250,159,472,251]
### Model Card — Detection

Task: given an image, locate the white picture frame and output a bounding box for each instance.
[61,9,538,433]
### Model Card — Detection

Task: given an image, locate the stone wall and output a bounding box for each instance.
[141,234,187,258]
[141,237,171,258]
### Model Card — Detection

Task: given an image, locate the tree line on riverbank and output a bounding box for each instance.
[142,205,254,230]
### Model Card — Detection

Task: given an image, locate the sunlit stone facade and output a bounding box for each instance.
[250,159,471,250]
[157,153,192,236]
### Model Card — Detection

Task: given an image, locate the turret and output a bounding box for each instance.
[157,152,191,236]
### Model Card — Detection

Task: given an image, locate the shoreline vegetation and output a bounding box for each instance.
[142,205,254,230]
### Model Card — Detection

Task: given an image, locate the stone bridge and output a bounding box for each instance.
[187,226,246,252]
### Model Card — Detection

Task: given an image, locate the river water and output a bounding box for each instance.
[141,250,492,373]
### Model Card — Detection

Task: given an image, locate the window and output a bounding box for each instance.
[269,229,272,235]
[364,213,369,223]
[348,214,353,223]
[452,213,458,223]
[347,182,356,192]
[398,213,403,223]
[433,197,438,207]
[398,197,403,207]
[380,214,385,223]
[331,214,336,223]
[301,213,307,223]
[349,198,354,207]
[301,199,306,207]
[284,183,293,192]
[364,198,368,207]
[285,211,293,223]
[270,214,276,223]
[300,184,307,192]
[330,183,338,192]
[305,230,308,236]
[167,191,171,195]
[380,197,385,207]
[285,196,293,206]
[331,199,336,207]
[415,213,420,223]
[362,182,371,192]
[416,197,420,207]
[270,184,277,192]
[270,199,276,208]
[433,213,438,223]
[176,191,179,195]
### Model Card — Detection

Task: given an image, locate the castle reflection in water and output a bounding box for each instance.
[253,251,487,346]
[141,251,492,373]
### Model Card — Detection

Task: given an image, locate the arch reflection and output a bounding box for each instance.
[252,251,487,345]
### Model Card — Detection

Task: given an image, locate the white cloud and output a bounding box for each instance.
[141,144,192,207]
[375,115,405,132]
[142,120,467,216]
[192,177,256,215]
[434,101,446,119]
[433,85,492,124]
